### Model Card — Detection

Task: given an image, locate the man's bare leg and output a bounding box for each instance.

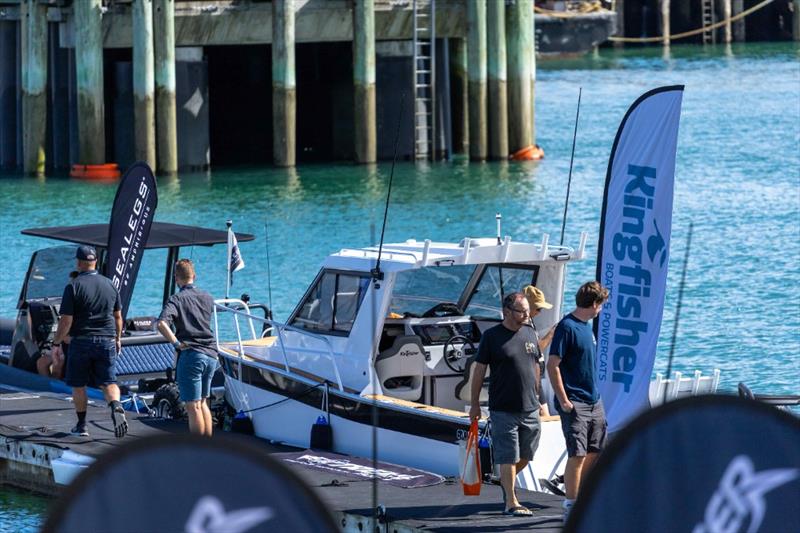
[72,386,88,411]
[201,398,213,437]
[580,452,599,487]
[500,463,518,510]
[101,383,121,403]
[564,456,585,500]
[186,400,207,435]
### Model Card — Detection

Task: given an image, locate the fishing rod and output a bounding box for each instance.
[371,92,405,524]
[264,219,273,316]
[559,87,582,247]
[663,222,694,405]
[372,93,405,285]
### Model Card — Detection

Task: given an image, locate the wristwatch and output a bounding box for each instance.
[172,340,181,349]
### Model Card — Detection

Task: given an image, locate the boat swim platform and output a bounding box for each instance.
[0,386,566,532]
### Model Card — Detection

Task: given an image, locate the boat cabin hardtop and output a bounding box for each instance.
[225,234,587,413]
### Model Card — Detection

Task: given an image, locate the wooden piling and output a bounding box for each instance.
[660,0,670,46]
[487,0,508,160]
[732,0,745,42]
[506,0,533,154]
[467,0,487,161]
[272,0,296,167]
[133,0,156,169]
[794,0,800,41]
[614,0,626,48]
[73,0,105,165]
[449,38,468,156]
[21,0,47,176]
[353,0,376,164]
[722,0,732,43]
[154,0,178,174]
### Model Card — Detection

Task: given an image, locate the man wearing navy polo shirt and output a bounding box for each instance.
[52,246,128,438]
[157,259,219,436]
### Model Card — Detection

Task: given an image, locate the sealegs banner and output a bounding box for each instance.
[105,162,158,320]
[595,86,684,433]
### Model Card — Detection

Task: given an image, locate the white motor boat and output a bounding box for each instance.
[214,232,591,491]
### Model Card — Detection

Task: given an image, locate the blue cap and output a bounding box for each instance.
[76,245,97,261]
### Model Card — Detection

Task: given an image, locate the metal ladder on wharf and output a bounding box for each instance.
[701,0,716,44]
[413,0,436,160]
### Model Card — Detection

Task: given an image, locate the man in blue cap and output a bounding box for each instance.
[52,245,128,438]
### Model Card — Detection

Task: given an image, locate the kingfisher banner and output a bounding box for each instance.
[105,162,158,320]
[595,86,684,433]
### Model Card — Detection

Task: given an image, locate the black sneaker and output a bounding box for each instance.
[110,402,128,438]
[70,424,89,437]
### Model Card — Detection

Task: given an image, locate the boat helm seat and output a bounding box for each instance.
[454,355,490,404]
[375,335,426,402]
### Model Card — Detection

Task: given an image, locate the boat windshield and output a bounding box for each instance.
[389,264,539,319]
[389,265,475,316]
[22,245,78,303]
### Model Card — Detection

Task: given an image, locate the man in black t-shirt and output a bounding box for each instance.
[469,292,543,517]
[52,246,128,438]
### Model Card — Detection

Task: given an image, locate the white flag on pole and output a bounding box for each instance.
[227,225,245,289]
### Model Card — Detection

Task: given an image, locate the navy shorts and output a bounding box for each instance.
[557,399,607,457]
[65,336,117,388]
[490,410,541,465]
[176,349,219,402]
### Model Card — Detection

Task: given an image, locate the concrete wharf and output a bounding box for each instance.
[0,385,565,532]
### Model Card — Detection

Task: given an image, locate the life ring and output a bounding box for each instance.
[509,144,545,161]
[70,163,121,180]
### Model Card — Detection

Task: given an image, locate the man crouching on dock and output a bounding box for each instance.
[157,259,220,437]
[52,246,128,439]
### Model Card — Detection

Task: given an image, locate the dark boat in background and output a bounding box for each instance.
[536,1,617,56]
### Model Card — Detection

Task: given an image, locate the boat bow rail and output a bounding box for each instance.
[213,299,344,392]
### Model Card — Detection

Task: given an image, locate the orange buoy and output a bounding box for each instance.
[70,163,121,180]
[509,144,545,161]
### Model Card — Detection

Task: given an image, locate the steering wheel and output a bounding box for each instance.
[422,302,464,318]
[442,334,477,373]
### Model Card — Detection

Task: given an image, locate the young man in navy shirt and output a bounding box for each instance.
[547,280,609,520]
[52,246,128,438]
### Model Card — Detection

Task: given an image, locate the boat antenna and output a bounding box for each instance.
[369,222,380,525]
[264,219,273,314]
[663,222,693,405]
[189,228,197,260]
[559,87,582,247]
[372,92,405,285]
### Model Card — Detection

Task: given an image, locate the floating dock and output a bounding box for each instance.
[0,385,565,532]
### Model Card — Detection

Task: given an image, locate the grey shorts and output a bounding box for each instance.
[557,399,607,457]
[490,410,541,465]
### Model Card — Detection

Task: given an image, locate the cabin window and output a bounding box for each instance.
[463,265,539,319]
[290,271,370,335]
[20,245,79,304]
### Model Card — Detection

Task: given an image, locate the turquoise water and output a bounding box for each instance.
[1,42,799,525]
[0,487,49,532]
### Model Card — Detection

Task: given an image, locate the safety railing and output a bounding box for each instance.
[213,299,344,392]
